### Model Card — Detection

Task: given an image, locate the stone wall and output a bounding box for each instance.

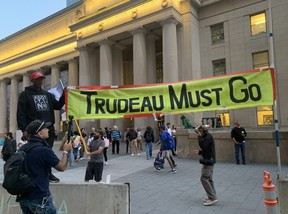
[176,129,288,164]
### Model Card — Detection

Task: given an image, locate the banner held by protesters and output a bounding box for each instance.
[65,68,275,120]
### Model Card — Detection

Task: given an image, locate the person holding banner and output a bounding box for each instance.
[17,71,65,183]
[85,130,105,183]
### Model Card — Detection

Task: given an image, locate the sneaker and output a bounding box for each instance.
[170,169,177,174]
[173,164,177,167]
[137,153,140,156]
[80,157,85,160]
[203,199,218,206]
[131,154,134,156]
[49,173,60,183]
[202,198,209,202]
[156,168,161,172]
[104,162,108,165]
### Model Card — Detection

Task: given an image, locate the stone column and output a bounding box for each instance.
[112,44,125,131]
[112,44,125,86]
[160,18,179,125]
[146,34,158,84]
[0,79,8,133]
[78,46,93,86]
[99,39,114,129]
[50,64,61,133]
[23,73,31,89]
[131,28,148,130]
[68,59,79,86]
[99,39,114,85]
[9,76,19,133]
[160,18,179,82]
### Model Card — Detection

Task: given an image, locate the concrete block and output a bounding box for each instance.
[277,179,288,214]
[0,182,130,214]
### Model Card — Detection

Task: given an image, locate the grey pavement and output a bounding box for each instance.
[1,141,288,214]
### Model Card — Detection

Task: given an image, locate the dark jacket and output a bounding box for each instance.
[143,129,155,143]
[198,132,216,165]
[231,127,247,143]
[17,86,65,132]
[126,129,137,141]
[19,137,59,200]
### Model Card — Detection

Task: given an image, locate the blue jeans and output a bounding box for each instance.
[235,142,246,164]
[19,195,56,214]
[145,142,152,159]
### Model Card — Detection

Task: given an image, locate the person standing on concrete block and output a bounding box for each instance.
[85,130,105,183]
[193,125,217,206]
[231,120,247,165]
[17,71,65,183]
[17,119,71,213]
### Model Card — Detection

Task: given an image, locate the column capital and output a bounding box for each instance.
[129,27,149,36]
[77,45,95,52]
[159,17,180,26]
[67,58,79,64]
[0,78,10,84]
[49,64,61,69]
[98,38,115,46]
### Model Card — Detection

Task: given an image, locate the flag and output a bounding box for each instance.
[48,80,64,101]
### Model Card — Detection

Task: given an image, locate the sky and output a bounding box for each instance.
[0,1,66,40]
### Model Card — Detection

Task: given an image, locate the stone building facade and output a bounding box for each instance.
[0,0,287,136]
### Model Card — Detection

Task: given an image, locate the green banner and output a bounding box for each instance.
[66,69,275,120]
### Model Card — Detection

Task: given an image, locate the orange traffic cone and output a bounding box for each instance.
[262,171,279,214]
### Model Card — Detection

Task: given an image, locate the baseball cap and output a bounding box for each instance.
[31,71,45,80]
[26,120,52,135]
[160,125,166,130]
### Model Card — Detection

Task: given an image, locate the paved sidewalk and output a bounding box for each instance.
[1,142,287,214]
[53,150,288,214]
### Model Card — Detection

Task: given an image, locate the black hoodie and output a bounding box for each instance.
[17,86,65,132]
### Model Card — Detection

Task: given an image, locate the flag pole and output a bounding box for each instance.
[59,79,64,89]
[268,0,282,179]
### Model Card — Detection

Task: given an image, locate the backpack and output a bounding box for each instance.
[144,131,153,142]
[2,139,16,161]
[164,132,175,150]
[2,143,40,195]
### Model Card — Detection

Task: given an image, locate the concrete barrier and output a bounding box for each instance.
[277,178,288,214]
[0,182,130,214]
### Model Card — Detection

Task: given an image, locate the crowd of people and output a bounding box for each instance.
[0,70,249,212]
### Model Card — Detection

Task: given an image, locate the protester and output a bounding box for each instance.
[17,119,71,213]
[231,120,247,165]
[126,126,139,156]
[124,128,130,154]
[111,126,121,154]
[72,131,81,162]
[158,126,176,173]
[143,126,154,160]
[136,128,143,151]
[181,115,194,129]
[193,125,217,206]
[18,136,28,150]
[1,132,17,161]
[171,125,177,156]
[85,130,105,182]
[17,71,65,183]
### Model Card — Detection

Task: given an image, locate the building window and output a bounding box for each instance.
[250,13,266,36]
[252,50,273,125]
[216,111,230,127]
[212,59,226,76]
[257,106,274,125]
[211,23,224,44]
[252,51,269,69]
[156,53,163,83]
